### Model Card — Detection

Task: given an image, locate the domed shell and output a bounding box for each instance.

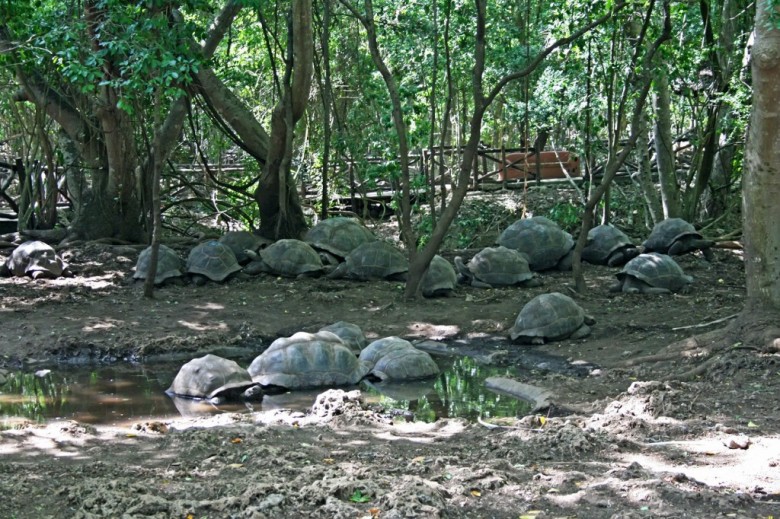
[421,255,457,297]
[219,231,268,265]
[359,337,440,381]
[133,244,183,284]
[459,246,535,286]
[248,331,370,389]
[4,240,67,278]
[497,217,574,271]
[642,218,706,255]
[186,240,242,282]
[616,253,693,293]
[319,321,367,354]
[509,292,593,344]
[166,354,257,400]
[329,241,408,280]
[582,225,637,266]
[257,239,325,277]
[305,217,376,259]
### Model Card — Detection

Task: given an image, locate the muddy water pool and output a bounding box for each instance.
[0,348,591,428]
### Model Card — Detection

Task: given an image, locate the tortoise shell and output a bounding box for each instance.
[497,217,574,271]
[166,354,257,400]
[359,336,440,382]
[186,241,242,282]
[133,244,183,284]
[248,331,370,389]
[509,292,594,344]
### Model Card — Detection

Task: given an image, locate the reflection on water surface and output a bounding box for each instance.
[0,356,546,427]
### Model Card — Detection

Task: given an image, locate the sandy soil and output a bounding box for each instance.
[1,217,779,518]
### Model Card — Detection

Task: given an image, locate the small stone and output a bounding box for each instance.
[723,435,751,449]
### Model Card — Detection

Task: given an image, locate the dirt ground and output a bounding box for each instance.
[1,207,779,518]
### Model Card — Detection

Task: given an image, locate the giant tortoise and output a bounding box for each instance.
[186,240,242,285]
[327,241,408,281]
[610,253,693,294]
[642,218,714,258]
[497,216,574,271]
[358,337,440,382]
[166,354,262,404]
[582,224,640,267]
[509,292,595,344]
[454,246,541,288]
[248,331,371,389]
[243,239,326,278]
[1,240,70,279]
[421,255,458,297]
[304,217,376,264]
[133,244,184,285]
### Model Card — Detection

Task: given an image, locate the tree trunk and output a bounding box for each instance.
[634,108,663,225]
[742,2,780,312]
[652,68,680,218]
[254,0,312,240]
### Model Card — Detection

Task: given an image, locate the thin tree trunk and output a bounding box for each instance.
[635,108,663,224]
[572,0,671,293]
[652,68,679,218]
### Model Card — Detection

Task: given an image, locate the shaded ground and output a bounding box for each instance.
[1,208,779,518]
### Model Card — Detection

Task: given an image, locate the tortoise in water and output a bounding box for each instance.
[421,255,458,297]
[642,218,714,258]
[186,240,242,285]
[509,292,595,344]
[610,253,693,294]
[359,336,440,382]
[497,216,574,271]
[305,217,376,265]
[0,240,71,279]
[218,230,269,265]
[319,321,367,355]
[166,354,263,404]
[243,239,326,278]
[327,240,408,281]
[248,331,371,389]
[582,224,640,267]
[133,244,184,285]
[454,246,541,288]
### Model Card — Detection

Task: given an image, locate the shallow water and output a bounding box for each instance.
[0,353,580,427]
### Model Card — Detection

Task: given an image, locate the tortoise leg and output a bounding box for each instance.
[568,324,592,340]
[556,249,574,271]
[607,247,639,267]
[520,277,543,288]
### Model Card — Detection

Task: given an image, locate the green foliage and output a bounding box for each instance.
[546,201,581,233]
[416,197,516,249]
[349,489,372,503]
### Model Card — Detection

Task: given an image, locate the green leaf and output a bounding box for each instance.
[349,489,372,503]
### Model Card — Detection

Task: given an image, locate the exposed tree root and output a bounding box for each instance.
[620,311,780,381]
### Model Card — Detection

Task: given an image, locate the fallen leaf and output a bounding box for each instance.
[411,456,426,464]
[323,458,335,464]
[470,489,482,497]
[227,463,244,469]
[230,437,243,444]
[369,508,381,518]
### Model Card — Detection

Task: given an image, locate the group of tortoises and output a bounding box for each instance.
[166,322,440,404]
[450,216,708,295]
[131,217,459,297]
